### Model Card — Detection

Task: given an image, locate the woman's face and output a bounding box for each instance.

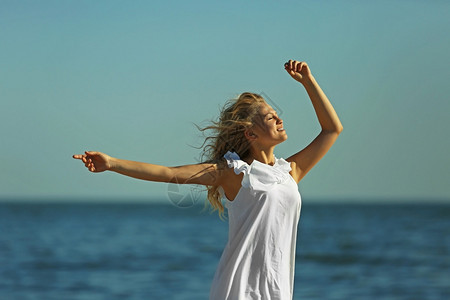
[250,102,287,146]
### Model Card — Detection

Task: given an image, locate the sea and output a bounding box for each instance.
[0,200,449,300]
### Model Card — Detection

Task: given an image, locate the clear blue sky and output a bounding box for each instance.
[1,0,449,203]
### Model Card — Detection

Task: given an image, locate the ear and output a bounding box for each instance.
[244,129,257,141]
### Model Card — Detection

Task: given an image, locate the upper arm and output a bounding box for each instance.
[169,162,243,200]
[168,162,227,186]
[287,129,342,183]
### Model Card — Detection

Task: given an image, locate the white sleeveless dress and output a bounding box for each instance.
[209,151,302,300]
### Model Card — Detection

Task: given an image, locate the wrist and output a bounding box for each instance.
[109,157,120,172]
[300,75,316,87]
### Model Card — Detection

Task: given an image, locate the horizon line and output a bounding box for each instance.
[0,195,449,205]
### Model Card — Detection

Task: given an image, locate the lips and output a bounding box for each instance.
[277,127,284,131]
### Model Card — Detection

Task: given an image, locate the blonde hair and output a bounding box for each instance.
[199,92,266,217]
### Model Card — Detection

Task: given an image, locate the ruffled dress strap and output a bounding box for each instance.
[223,151,293,195]
[223,151,251,190]
[223,151,249,175]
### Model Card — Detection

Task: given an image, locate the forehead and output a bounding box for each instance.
[258,102,276,115]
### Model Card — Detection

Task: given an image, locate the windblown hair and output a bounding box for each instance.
[199,92,266,217]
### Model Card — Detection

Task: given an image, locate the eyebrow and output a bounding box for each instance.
[264,111,277,117]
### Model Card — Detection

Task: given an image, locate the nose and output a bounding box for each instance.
[276,116,283,124]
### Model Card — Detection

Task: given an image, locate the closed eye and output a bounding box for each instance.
[264,111,278,121]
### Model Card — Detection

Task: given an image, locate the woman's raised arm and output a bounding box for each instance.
[284,60,343,183]
[73,151,224,186]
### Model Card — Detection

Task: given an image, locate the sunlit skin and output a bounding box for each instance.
[244,103,287,166]
[73,59,343,201]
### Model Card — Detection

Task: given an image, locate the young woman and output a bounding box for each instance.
[73,60,343,299]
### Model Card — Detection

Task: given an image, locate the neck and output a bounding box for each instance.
[248,146,276,165]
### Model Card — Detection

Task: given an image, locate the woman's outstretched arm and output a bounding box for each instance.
[284,60,343,183]
[73,151,223,186]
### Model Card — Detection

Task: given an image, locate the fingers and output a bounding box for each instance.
[85,157,96,172]
[73,151,97,172]
[73,154,87,163]
[284,60,296,70]
[284,60,293,71]
[284,60,308,72]
[88,163,95,172]
[284,60,296,77]
[297,61,306,73]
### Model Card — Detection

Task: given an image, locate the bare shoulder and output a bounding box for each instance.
[217,162,243,201]
[216,161,241,186]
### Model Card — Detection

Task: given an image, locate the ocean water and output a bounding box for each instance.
[0,201,449,300]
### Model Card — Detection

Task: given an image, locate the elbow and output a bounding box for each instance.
[334,119,343,134]
[322,124,343,136]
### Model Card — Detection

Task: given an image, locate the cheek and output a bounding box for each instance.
[254,122,277,138]
[264,126,276,136]
[253,123,269,135]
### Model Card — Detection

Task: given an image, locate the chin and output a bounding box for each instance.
[275,135,288,145]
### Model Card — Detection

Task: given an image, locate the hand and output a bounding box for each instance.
[73,151,112,173]
[284,60,313,84]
